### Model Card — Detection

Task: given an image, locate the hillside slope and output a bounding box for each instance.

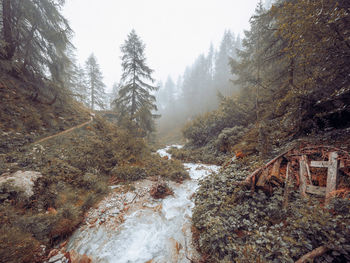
[0,74,188,263]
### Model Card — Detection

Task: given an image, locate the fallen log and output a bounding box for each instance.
[295,246,329,263]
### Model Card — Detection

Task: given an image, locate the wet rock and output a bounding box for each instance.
[0,170,42,198]
[124,192,136,203]
[48,251,64,263]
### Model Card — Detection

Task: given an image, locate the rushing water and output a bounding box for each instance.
[67,145,220,263]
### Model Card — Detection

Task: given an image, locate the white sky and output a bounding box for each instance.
[63,0,260,92]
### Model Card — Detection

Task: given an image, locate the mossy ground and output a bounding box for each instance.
[0,74,188,262]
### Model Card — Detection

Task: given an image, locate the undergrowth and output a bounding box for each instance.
[193,160,350,262]
[0,76,188,262]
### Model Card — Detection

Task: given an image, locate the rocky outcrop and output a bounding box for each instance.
[0,170,42,198]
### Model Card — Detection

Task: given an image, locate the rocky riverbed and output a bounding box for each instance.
[46,146,220,263]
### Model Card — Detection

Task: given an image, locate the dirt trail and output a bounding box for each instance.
[33,114,94,145]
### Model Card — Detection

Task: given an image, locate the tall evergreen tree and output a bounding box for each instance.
[214,30,237,96]
[0,0,73,85]
[114,30,158,136]
[85,54,106,110]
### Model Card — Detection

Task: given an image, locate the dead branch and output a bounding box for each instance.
[295,246,328,263]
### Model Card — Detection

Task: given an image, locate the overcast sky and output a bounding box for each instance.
[63,0,260,92]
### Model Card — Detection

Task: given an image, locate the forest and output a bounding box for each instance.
[0,0,349,262]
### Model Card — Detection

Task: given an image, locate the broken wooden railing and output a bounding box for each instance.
[244,146,350,203]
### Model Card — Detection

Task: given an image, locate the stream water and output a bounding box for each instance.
[67,146,220,263]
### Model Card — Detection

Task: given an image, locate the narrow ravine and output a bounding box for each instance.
[66,145,220,263]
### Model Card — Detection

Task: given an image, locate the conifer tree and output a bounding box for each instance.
[214,30,237,96]
[0,0,73,84]
[85,54,106,110]
[114,30,158,135]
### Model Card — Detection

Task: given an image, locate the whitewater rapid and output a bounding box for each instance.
[67,145,220,263]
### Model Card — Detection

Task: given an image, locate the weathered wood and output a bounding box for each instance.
[306,185,326,196]
[271,157,283,178]
[304,156,313,185]
[311,160,344,168]
[283,163,290,209]
[245,151,289,183]
[256,168,269,187]
[310,161,329,168]
[326,152,338,202]
[299,158,307,197]
[295,246,329,263]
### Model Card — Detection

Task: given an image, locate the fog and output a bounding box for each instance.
[63,0,261,91]
[63,0,274,141]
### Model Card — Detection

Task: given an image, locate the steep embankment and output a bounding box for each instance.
[0,74,188,263]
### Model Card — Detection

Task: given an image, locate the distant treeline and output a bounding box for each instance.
[162,0,350,155]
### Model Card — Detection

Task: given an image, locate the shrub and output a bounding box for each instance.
[50,204,82,240]
[193,161,350,262]
[0,226,41,263]
[183,96,252,147]
[143,155,190,182]
[215,126,248,153]
[0,181,28,206]
[111,166,147,181]
[17,213,58,244]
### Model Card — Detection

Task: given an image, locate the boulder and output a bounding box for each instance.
[0,170,42,198]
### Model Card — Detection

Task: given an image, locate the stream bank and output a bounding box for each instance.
[47,146,220,263]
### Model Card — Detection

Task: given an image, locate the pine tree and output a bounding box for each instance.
[214,30,237,96]
[0,0,73,84]
[85,54,106,110]
[114,30,158,136]
[71,64,89,105]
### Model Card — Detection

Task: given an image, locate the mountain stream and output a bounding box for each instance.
[67,145,220,263]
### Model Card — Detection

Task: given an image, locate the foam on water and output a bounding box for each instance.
[67,146,220,263]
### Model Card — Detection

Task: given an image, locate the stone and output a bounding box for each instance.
[48,252,64,263]
[0,170,42,198]
[48,249,59,258]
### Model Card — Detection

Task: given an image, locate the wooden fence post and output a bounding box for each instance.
[299,157,307,197]
[325,152,339,203]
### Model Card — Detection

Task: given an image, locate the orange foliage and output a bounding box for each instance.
[235,151,245,159]
[47,207,57,215]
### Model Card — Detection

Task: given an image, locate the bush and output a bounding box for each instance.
[50,204,82,240]
[215,126,248,153]
[111,166,147,181]
[143,155,190,182]
[17,213,58,244]
[0,226,41,263]
[78,173,109,195]
[183,96,252,147]
[193,162,350,262]
[0,181,28,206]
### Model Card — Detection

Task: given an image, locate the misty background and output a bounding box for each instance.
[63,0,275,140]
